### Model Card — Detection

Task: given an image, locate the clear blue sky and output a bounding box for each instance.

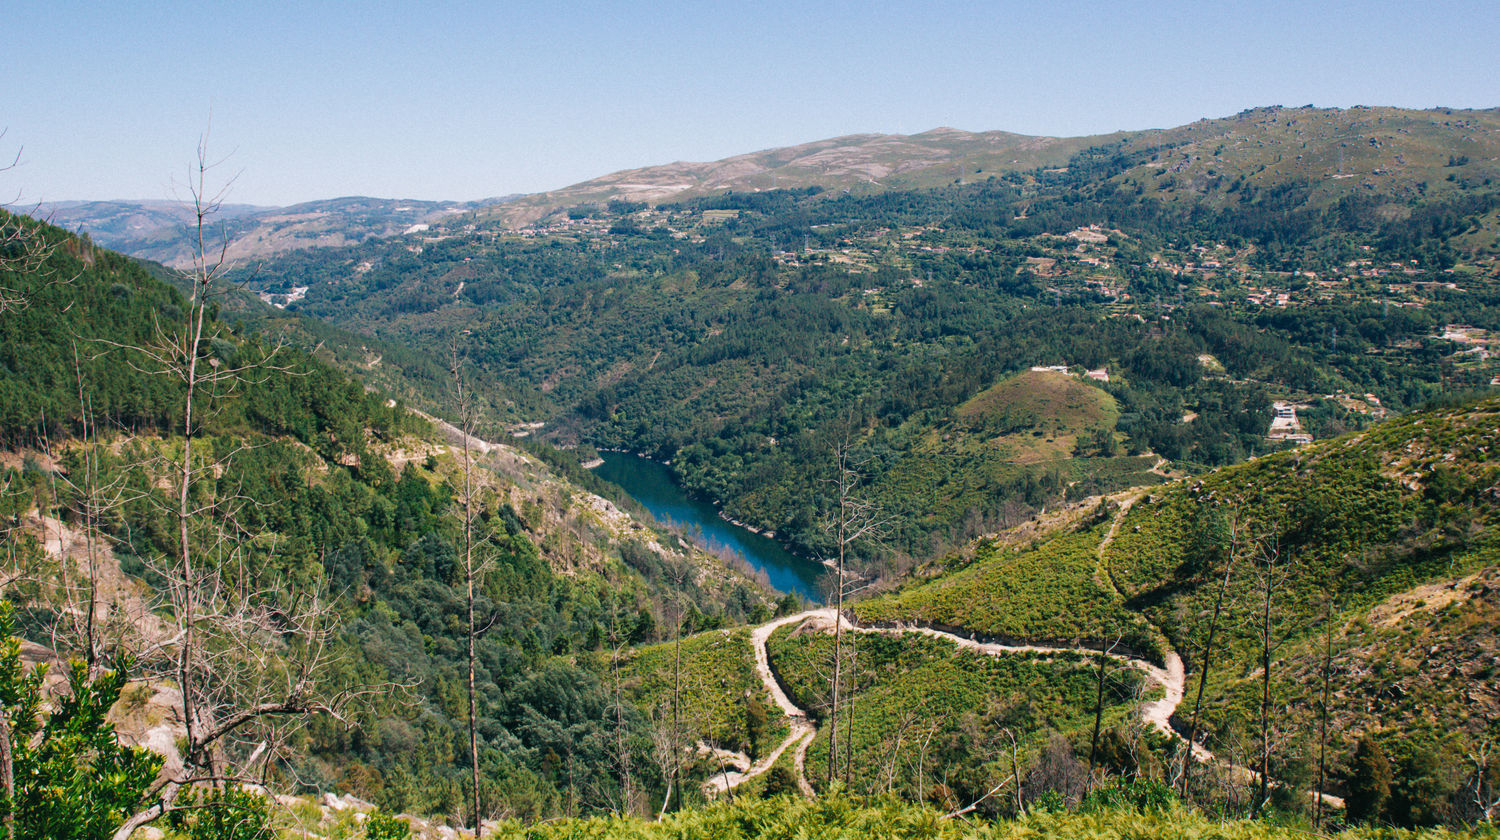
[6,0,1497,206]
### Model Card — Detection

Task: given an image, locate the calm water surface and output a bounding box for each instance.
[593,451,825,602]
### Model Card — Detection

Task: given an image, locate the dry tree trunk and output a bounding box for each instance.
[1315,605,1335,829]
[451,348,483,829]
[111,133,349,840]
[0,710,12,840]
[1179,515,1243,798]
[1252,538,1281,819]
[1088,633,1122,791]
[823,430,889,791]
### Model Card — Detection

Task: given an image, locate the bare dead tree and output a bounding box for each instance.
[0,134,57,832]
[879,699,933,795]
[648,697,690,817]
[108,134,355,840]
[844,625,860,788]
[1113,677,1155,782]
[1087,631,1124,791]
[1466,739,1499,823]
[448,343,490,829]
[0,132,82,314]
[650,594,687,816]
[1314,598,1339,829]
[944,727,1023,820]
[1178,509,1247,797]
[1250,534,1285,818]
[34,343,149,672]
[605,598,638,816]
[822,432,890,790]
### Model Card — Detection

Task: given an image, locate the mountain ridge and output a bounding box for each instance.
[34,104,1500,266]
[34,194,516,268]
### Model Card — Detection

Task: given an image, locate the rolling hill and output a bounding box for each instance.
[475,105,1500,228]
[44,105,1500,270]
[7,104,1500,835]
[154,103,1496,568]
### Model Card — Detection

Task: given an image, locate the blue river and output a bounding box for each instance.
[592,451,826,602]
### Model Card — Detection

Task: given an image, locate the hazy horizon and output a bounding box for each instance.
[7,0,1498,206]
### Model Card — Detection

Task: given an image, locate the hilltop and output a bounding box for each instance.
[471,105,1500,228]
[470,126,1109,228]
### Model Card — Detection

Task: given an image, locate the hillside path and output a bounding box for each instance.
[706,596,1190,797]
[705,495,1341,811]
[708,498,1346,809]
[1092,493,1190,743]
[701,610,833,796]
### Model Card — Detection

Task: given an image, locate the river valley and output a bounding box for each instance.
[592,451,827,601]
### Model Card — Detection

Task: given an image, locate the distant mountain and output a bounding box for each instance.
[473,127,1111,227]
[33,195,513,268]
[208,104,1499,560]
[40,105,1500,265]
[476,104,1500,227]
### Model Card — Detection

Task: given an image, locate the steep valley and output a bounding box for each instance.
[4,103,1500,837]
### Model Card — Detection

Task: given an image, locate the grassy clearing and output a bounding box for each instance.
[955,370,1118,442]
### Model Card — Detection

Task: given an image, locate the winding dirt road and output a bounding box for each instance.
[704,608,1192,796]
[701,611,826,796]
[703,497,1341,809]
[703,498,1200,797]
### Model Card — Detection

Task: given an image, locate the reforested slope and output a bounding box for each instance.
[1103,397,1500,806]
[857,396,1500,822]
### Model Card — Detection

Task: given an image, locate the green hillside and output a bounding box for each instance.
[8,105,1500,837]
[212,105,1500,572]
[1105,397,1500,786]
[858,395,1500,824]
[487,794,1496,840]
[619,627,786,760]
[0,210,775,828]
[854,524,1160,661]
[766,626,1144,804]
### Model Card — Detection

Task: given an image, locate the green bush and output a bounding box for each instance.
[164,787,275,840]
[363,809,411,840]
[1081,778,1179,813]
[0,601,161,840]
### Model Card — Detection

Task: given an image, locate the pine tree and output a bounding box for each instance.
[1347,735,1392,824]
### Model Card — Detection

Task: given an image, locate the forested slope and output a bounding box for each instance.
[0,209,778,827]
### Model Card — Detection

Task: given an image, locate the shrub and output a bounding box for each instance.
[1346,735,1392,824]
[0,601,161,840]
